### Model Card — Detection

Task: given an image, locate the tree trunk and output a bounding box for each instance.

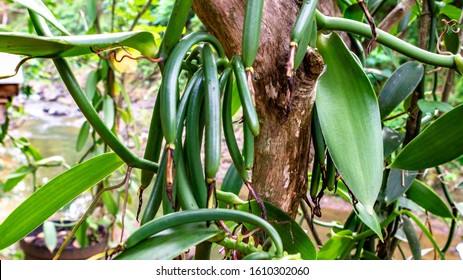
[192,0,324,218]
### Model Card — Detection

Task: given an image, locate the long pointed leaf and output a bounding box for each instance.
[406,180,453,218]
[0,153,124,250]
[391,103,463,170]
[0,32,156,58]
[316,32,383,214]
[114,225,222,260]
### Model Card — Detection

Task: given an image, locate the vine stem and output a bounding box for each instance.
[315,10,456,69]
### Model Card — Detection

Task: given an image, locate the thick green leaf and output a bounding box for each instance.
[316,32,383,214]
[317,230,355,260]
[15,0,70,35]
[336,181,383,240]
[0,153,124,250]
[383,127,404,158]
[406,180,453,218]
[418,100,453,115]
[391,103,463,170]
[0,31,156,58]
[114,225,222,260]
[386,168,417,203]
[43,221,58,253]
[378,61,423,120]
[237,201,316,260]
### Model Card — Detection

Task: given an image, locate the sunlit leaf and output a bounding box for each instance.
[111,49,140,73]
[316,32,383,214]
[0,153,124,250]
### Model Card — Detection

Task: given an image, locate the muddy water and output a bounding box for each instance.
[1,97,462,260]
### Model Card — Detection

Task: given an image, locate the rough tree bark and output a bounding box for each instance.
[192,0,324,218]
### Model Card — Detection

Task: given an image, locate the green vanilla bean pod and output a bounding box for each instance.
[231,56,260,136]
[243,122,254,171]
[223,74,250,182]
[311,105,326,168]
[325,152,337,192]
[185,70,208,208]
[164,69,201,208]
[309,153,322,201]
[294,18,317,70]
[242,0,264,68]
[137,93,163,215]
[202,44,221,208]
[160,33,225,205]
[286,0,318,111]
[140,151,167,225]
[157,0,194,60]
[123,209,284,257]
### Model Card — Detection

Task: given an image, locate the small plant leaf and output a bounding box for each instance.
[378,61,424,120]
[316,32,384,214]
[3,165,33,192]
[76,121,90,152]
[417,100,453,115]
[114,224,222,260]
[0,153,124,250]
[0,31,156,58]
[43,221,58,253]
[406,180,453,218]
[391,103,463,170]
